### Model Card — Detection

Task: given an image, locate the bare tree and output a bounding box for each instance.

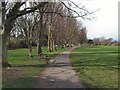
[0,1,97,67]
[78,27,87,45]
[93,38,101,45]
[1,1,48,67]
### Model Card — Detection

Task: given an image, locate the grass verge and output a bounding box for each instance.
[70,45,118,88]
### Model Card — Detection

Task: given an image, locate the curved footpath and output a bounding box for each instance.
[35,47,85,88]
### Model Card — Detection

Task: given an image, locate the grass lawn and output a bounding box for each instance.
[70,45,119,88]
[2,46,67,88]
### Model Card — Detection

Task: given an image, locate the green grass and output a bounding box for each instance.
[6,46,66,67]
[70,45,119,88]
[2,46,67,88]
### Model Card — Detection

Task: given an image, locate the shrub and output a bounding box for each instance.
[8,39,28,49]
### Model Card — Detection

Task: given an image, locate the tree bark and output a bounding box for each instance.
[37,42,42,55]
[28,41,33,58]
[47,24,53,52]
[37,8,43,55]
[0,34,2,67]
[52,38,55,51]
[28,28,33,58]
[1,31,11,67]
[1,2,11,67]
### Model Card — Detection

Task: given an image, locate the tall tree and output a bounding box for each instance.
[0,1,97,67]
[37,4,45,55]
[1,1,48,67]
[0,1,2,66]
[79,27,87,45]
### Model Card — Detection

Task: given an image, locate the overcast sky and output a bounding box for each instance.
[72,0,118,41]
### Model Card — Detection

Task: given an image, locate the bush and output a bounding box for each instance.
[8,39,28,49]
[17,39,28,48]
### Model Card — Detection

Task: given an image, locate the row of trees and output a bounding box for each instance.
[0,1,95,67]
[87,37,119,46]
[93,37,113,45]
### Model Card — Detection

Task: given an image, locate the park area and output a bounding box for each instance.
[2,45,119,88]
[0,0,119,89]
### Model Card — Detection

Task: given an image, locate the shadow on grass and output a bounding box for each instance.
[77,69,118,88]
[3,76,84,88]
[12,64,46,68]
[2,77,35,88]
[72,64,118,70]
[13,64,45,67]
[86,51,118,54]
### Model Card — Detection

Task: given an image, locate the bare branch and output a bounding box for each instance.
[16,2,48,18]
[61,2,81,17]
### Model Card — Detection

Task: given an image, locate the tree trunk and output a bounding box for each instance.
[0,2,11,67]
[37,26,42,55]
[28,28,33,58]
[0,34,2,67]
[28,42,33,58]
[47,24,49,52]
[37,8,43,55]
[1,20,15,67]
[52,39,55,51]
[47,24,52,52]
[51,37,55,51]
[37,42,42,55]
[1,33,11,67]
